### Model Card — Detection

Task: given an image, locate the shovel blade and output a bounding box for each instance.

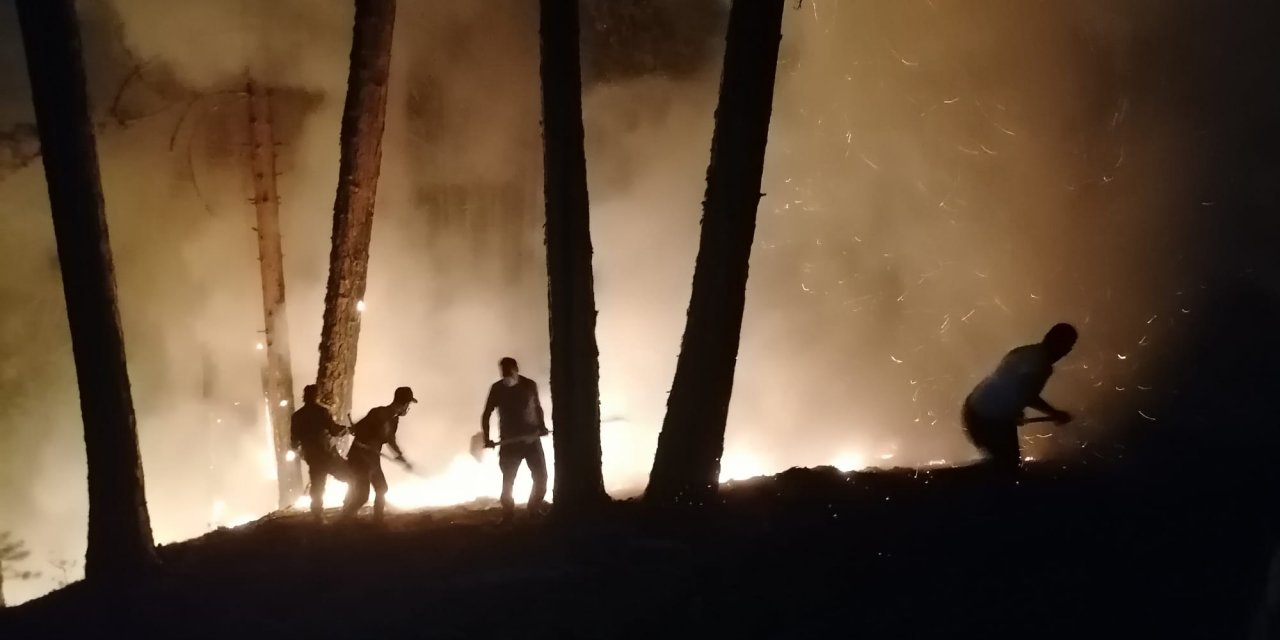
[469,431,486,463]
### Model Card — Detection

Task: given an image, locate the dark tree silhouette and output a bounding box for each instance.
[15,0,158,578]
[539,0,609,514]
[646,0,786,505]
[316,0,397,420]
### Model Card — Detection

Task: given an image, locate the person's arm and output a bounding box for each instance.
[289,412,302,451]
[325,410,345,438]
[387,418,405,461]
[1027,396,1071,424]
[481,385,497,446]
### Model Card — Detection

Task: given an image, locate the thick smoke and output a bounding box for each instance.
[1,0,1277,605]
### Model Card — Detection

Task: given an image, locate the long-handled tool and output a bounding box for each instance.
[468,430,552,463]
[1018,414,1070,426]
[380,451,430,478]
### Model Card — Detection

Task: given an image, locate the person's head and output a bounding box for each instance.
[302,384,318,405]
[499,357,519,379]
[1042,323,1078,361]
[391,386,418,416]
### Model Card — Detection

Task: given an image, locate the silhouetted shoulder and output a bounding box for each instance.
[1006,343,1050,364]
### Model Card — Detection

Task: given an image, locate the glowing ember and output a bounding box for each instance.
[284,450,297,462]
[356,299,366,312]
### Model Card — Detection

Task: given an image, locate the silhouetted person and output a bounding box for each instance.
[963,323,1076,471]
[341,386,416,522]
[481,357,549,523]
[290,384,351,521]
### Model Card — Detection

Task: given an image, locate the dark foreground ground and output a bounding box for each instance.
[3,458,1278,639]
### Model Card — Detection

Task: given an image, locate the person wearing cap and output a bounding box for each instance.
[963,323,1077,472]
[481,357,549,523]
[341,386,417,522]
[290,384,351,521]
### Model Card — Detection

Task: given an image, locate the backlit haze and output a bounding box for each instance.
[1,0,1277,605]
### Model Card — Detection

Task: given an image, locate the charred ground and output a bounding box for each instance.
[3,451,1276,639]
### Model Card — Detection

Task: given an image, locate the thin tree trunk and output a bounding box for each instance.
[247,80,303,508]
[15,0,158,578]
[316,0,397,420]
[539,0,608,513]
[645,0,786,505]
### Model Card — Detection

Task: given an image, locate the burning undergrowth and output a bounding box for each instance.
[0,0,1277,607]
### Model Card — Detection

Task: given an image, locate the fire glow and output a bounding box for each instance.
[221,418,911,523]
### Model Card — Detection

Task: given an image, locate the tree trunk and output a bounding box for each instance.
[247,80,303,508]
[645,0,786,505]
[539,0,609,513]
[316,0,397,420]
[15,0,158,578]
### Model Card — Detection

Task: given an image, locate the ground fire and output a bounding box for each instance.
[1,0,1279,637]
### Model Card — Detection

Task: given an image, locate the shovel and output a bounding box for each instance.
[468,430,552,462]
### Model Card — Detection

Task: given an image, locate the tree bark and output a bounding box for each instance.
[316,0,397,420]
[15,0,158,578]
[247,81,303,508]
[539,0,609,513]
[645,0,786,505]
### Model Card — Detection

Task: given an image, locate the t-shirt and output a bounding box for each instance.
[352,405,400,450]
[484,376,544,439]
[966,344,1054,423]
[290,403,341,457]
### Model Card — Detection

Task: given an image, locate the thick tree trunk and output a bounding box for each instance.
[539,0,608,513]
[316,0,396,420]
[247,81,303,508]
[645,0,786,505]
[15,0,158,578]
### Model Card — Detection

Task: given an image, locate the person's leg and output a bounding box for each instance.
[987,422,1022,475]
[342,455,371,518]
[498,445,520,522]
[527,441,548,514]
[327,450,352,483]
[961,400,987,456]
[309,460,328,520]
[963,401,1019,472]
[371,459,388,522]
